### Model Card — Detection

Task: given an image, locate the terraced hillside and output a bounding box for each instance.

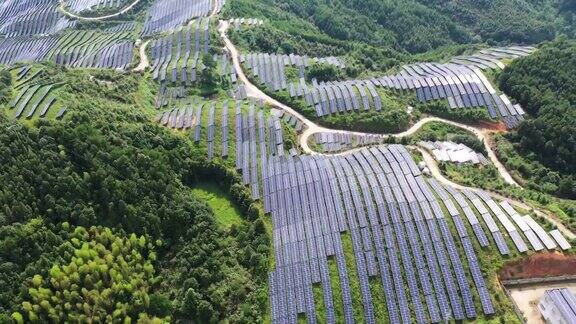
[64,0,132,15]
[0,0,575,323]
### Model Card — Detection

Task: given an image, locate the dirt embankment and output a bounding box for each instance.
[500,252,576,280]
[476,120,508,132]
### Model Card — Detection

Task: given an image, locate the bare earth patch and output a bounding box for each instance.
[508,281,576,324]
[500,252,576,280]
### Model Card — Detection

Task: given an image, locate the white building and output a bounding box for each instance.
[418,141,489,165]
[538,288,576,324]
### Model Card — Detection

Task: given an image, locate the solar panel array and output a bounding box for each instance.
[8,83,59,119]
[219,54,232,80]
[387,62,526,128]
[425,179,495,316]
[155,85,185,108]
[64,0,130,14]
[0,0,75,38]
[313,132,384,153]
[475,190,528,253]
[155,101,287,167]
[234,84,248,100]
[462,189,510,255]
[141,0,212,36]
[284,47,532,128]
[151,95,570,322]
[442,184,491,248]
[50,31,134,69]
[549,230,572,251]
[523,215,557,250]
[104,21,136,33]
[289,79,382,117]
[272,109,305,133]
[241,53,345,92]
[149,20,210,84]
[0,30,134,69]
[229,18,264,31]
[450,47,535,70]
[498,200,543,251]
[265,144,497,323]
[0,36,57,65]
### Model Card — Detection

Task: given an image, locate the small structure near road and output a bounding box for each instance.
[419,140,489,165]
[538,288,576,323]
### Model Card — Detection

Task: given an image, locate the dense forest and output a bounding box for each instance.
[498,38,576,198]
[225,0,573,74]
[0,67,269,322]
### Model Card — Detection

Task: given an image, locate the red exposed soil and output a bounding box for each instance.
[475,120,507,132]
[500,253,576,280]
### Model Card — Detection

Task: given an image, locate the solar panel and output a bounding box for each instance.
[550,230,572,251]
[523,215,557,250]
[471,223,490,247]
[492,231,510,255]
[509,230,529,253]
[365,251,378,277]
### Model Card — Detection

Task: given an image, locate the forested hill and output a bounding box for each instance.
[498,38,576,198]
[225,0,569,54]
[0,69,269,322]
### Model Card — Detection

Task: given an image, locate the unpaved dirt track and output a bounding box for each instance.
[211,0,220,17]
[217,20,576,238]
[414,146,575,239]
[133,0,220,73]
[219,19,520,186]
[133,40,150,72]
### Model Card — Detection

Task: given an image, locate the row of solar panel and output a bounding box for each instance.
[242,53,345,93]
[449,47,534,70]
[8,83,58,119]
[0,1,74,38]
[285,52,527,127]
[149,20,210,84]
[313,132,384,153]
[265,145,497,323]
[0,31,133,70]
[289,79,382,117]
[141,0,212,36]
[66,0,128,14]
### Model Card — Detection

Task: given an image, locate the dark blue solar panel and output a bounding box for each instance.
[366,250,378,277]
[472,223,490,247]
[453,216,468,238]
[493,231,510,255]
[478,286,495,315]
[309,258,320,283]
[426,294,442,323]
[374,247,402,323]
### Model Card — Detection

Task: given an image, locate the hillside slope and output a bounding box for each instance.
[226,0,564,54]
[498,38,576,198]
[0,68,269,322]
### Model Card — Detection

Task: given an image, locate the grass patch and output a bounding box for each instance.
[192,182,243,228]
[340,232,365,322]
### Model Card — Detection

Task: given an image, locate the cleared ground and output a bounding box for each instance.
[508,281,576,324]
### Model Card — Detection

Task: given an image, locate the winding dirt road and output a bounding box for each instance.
[133,0,221,73]
[59,0,141,20]
[217,19,576,238]
[414,146,575,239]
[133,40,150,72]
[218,20,519,187]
